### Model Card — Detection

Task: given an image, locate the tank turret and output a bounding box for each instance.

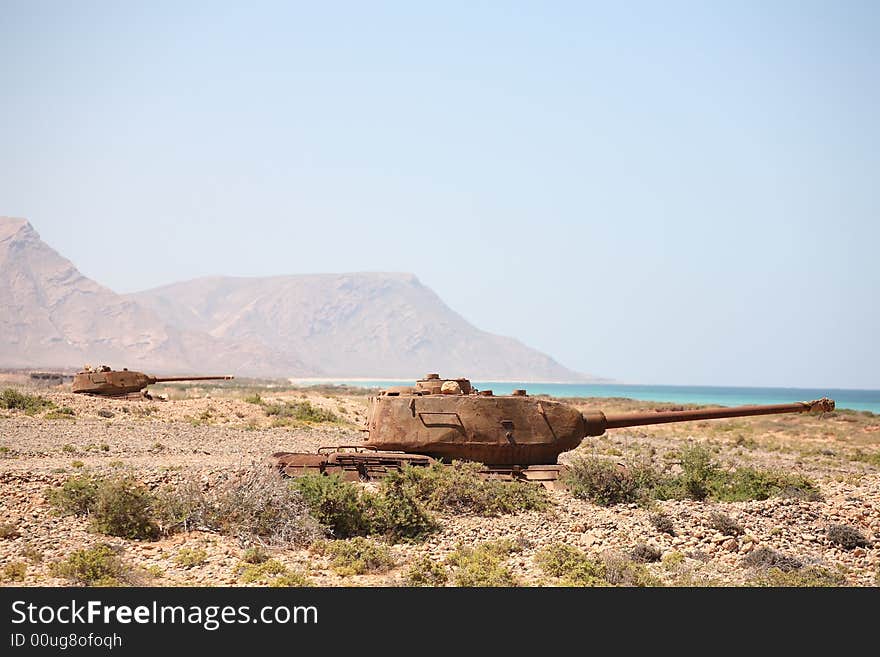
[72,365,233,397]
[274,374,834,483]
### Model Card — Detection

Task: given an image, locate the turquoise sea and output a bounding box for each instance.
[313,380,880,414]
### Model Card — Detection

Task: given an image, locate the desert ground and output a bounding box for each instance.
[1,374,878,587]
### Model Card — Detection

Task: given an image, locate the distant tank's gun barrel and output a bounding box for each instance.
[582,398,835,437]
[150,375,234,383]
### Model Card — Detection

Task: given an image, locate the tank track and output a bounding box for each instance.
[272,446,565,488]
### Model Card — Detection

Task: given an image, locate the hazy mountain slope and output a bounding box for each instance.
[0,216,585,380]
[130,273,584,380]
[0,217,309,375]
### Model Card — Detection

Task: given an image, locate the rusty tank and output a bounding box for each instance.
[274,373,835,483]
[72,365,234,398]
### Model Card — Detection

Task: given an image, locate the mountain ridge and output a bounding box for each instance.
[0,216,591,381]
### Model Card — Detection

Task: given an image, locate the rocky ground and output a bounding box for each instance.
[1,378,878,587]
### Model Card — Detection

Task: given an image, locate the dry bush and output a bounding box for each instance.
[826,524,871,550]
[630,544,662,563]
[741,547,803,572]
[708,511,744,536]
[157,466,322,547]
[312,537,396,577]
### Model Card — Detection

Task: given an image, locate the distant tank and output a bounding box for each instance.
[72,365,233,398]
[274,373,835,484]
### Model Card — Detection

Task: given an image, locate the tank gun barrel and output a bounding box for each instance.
[151,375,235,383]
[582,398,834,436]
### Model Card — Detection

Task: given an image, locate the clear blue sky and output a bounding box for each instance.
[2,1,877,389]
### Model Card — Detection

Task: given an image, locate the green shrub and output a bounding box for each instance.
[0,388,54,414]
[676,445,717,501]
[91,477,159,540]
[386,462,548,516]
[293,472,436,542]
[708,468,820,502]
[264,401,340,423]
[174,547,208,568]
[562,457,656,506]
[313,537,396,577]
[826,524,870,550]
[50,544,133,586]
[446,540,520,587]
[653,445,820,503]
[292,474,374,538]
[156,467,321,547]
[244,393,263,405]
[3,561,27,582]
[708,511,744,536]
[404,556,448,587]
[372,476,437,542]
[536,543,606,586]
[47,475,100,516]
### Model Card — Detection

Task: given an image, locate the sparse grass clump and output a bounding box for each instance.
[312,537,396,577]
[244,393,263,405]
[741,547,803,572]
[388,462,548,516]
[264,400,340,424]
[3,561,27,582]
[45,406,76,420]
[0,522,20,539]
[562,456,656,506]
[755,566,846,587]
[826,524,871,550]
[602,550,662,587]
[21,545,43,564]
[446,540,520,587]
[50,544,135,586]
[537,544,661,587]
[242,546,270,564]
[238,559,311,586]
[536,543,606,586]
[708,511,744,536]
[0,388,54,414]
[174,547,208,568]
[404,556,448,587]
[156,467,322,547]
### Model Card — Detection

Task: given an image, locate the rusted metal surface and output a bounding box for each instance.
[72,365,233,396]
[583,397,835,436]
[273,374,836,484]
[273,447,433,481]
